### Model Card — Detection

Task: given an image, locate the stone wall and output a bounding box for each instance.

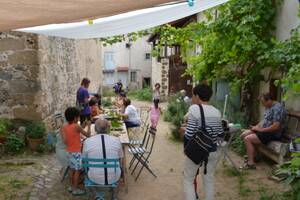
[0,31,102,124]
[151,57,169,101]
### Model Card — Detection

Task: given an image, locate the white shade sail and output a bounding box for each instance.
[18,0,229,39]
[0,0,180,31]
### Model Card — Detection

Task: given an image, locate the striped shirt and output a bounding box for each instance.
[184,104,224,149]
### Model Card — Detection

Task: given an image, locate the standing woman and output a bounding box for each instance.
[76,78,91,125]
[153,83,161,101]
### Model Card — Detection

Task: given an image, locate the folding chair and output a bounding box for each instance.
[82,157,120,200]
[128,127,157,181]
[128,124,149,167]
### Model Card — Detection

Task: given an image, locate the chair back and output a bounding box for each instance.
[144,127,157,153]
[52,113,64,130]
[82,157,120,172]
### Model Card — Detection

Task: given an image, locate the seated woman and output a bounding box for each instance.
[113,92,126,112]
[120,98,141,128]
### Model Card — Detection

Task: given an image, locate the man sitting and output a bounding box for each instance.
[240,93,286,170]
[120,98,141,128]
[82,118,124,186]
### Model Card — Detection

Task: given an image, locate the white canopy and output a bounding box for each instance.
[18,0,229,39]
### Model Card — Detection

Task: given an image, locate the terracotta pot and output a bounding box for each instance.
[27,136,44,151]
[0,135,7,144]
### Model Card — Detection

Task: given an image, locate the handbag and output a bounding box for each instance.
[184,104,215,174]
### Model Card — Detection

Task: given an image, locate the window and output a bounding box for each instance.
[104,52,115,70]
[130,71,137,82]
[145,53,151,60]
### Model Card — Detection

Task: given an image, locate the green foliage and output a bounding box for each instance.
[0,119,13,136]
[25,122,46,139]
[230,135,247,156]
[102,97,113,107]
[128,87,152,102]
[102,89,115,97]
[164,93,189,140]
[4,134,25,154]
[275,152,300,199]
[154,0,279,92]
[99,30,150,46]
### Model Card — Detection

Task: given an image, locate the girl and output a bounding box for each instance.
[149,99,162,129]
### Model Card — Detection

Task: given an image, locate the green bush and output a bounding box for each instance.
[128,87,152,102]
[164,93,189,140]
[0,119,13,136]
[103,89,115,97]
[230,134,246,156]
[4,134,25,154]
[25,122,46,139]
[102,97,113,107]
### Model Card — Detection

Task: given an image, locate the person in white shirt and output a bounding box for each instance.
[120,98,141,128]
[82,119,124,187]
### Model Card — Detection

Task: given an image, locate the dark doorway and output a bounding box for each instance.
[143,77,151,88]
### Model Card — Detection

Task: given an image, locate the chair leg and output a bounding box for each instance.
[135,157,157,181]
[61,166,69,182]
[131,154,143,175]
[129,156,136,169]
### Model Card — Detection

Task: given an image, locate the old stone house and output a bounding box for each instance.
[0,31,102,127]
[102,36,152,90]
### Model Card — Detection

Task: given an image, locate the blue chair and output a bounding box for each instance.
[82,157,120,200]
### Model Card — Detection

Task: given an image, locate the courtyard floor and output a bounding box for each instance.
[0,100,287,200]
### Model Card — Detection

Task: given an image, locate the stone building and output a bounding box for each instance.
[0,31,102,126]
[102,36,152,90]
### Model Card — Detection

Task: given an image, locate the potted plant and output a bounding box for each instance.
[26,122,46,151]
[293,137,300,152]
[0,119,12,144]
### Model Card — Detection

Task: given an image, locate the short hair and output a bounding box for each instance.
[261,92,274,101]
[192,84,213,102]
[81,78,90,86]
[64,107,80,122]
[155,83,160,88]
[89,97,98,106]
[123,98,131,107]
[94,119,109,134]
[119,92,126,98]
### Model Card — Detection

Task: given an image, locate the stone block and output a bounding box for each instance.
[8,50,38,65]
[13,106,42,121]
[0,71,12,80]
[9,80,40,93]
[0,38,26,51]
[162,86,168,89]
[162,78,167,82]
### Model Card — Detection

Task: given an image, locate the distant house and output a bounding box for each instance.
[101,36,152,90]
[148,15,196,99]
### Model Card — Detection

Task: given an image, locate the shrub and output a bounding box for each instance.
[0,119,13,136]
[230,134,246,156]
[25,122,46,139]
[164,93,189,140]
[102,97,113,107]
[4,134,25,154]
[103,89,115,97]
[128,87,152,102]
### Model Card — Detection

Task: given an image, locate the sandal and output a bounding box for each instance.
[239,163,256,170]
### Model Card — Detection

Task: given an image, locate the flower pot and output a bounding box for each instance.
[0,135,7,144]
[293,142,300,152]
[27,136,44,151]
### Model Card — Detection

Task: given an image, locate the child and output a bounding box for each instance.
[89,97,100,118]
[149,99,162,128]
[61,107,91,196]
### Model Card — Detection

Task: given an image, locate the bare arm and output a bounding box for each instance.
[252,122,280,133]
[76,123,91,137]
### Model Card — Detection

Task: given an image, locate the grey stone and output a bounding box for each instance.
[8,50,38,65]
[9,80,40,93]
[0,38,26,51]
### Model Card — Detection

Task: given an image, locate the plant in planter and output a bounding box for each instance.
[293,137,300,152]
[0,119,13,143]
[25,122,46,151]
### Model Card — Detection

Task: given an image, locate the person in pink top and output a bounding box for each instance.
[149,99,162,128]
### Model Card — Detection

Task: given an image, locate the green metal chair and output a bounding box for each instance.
[82,157,120,200]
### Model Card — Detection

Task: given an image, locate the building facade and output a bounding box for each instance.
[101,36,152,90]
